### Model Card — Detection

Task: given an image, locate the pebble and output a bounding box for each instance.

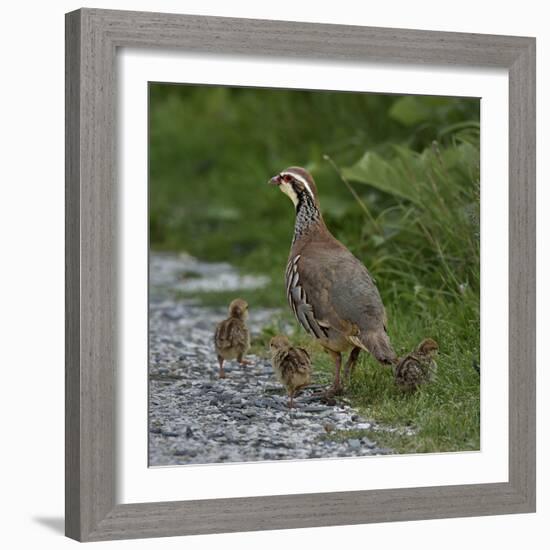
[355,422,372,430]
[303,405,329,413]
[362,437,377,449]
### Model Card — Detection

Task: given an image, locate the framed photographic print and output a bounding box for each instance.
[65,8,536,542]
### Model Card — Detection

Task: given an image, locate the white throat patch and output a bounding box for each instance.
[279,171,315,204]
[279,181,299,206]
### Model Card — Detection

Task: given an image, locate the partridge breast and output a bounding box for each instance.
[286,238,389,354]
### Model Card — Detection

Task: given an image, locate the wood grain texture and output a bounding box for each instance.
[84,7,532,67]
[508,40,536,508]
[66,8,117,540]
[65,7,536,542]
[88,482,530,541]
[65,10,81,541]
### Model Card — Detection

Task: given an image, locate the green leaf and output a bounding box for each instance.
[341,150,424,206]
[389,96,430,126]
[437,121,480,139]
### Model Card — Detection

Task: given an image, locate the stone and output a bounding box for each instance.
[323,422,335,434]
[355,423,371,430]
[303,405,329,413]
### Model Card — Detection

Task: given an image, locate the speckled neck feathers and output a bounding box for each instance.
[292,190,323,244]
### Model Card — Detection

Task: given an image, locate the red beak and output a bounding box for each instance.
[269,174,281,185]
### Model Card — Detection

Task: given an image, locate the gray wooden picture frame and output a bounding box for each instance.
[65,7,536,542]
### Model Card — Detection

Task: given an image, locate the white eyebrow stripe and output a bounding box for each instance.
[281,171,313,198]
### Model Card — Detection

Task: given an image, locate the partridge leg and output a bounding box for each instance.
[343,347,362,381]
[326,350,343,396]
[288,391,295,409]
[217,355,225,379]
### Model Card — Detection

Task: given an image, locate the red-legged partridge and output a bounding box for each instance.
[269,167,396,395]
[269,335,312,408]
[394,338,438,392]
[214,298,251,379]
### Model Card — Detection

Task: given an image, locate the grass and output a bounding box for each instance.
[149,84,480,454]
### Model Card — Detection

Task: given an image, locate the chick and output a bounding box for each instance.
[269,335,312,408]
[214,298,251,379]
[393,338,438,393]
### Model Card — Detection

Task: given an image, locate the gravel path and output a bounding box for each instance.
[149,252,393,466]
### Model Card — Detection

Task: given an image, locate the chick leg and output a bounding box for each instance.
[217,355,226,379]
[343,347,361,381]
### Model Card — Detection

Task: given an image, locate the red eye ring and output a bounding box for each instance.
[282,174,292,183]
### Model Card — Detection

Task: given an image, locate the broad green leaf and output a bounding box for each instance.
[389,96,430,126]
[342,150,424,206]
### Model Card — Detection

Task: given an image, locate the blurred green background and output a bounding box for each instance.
[149,83,480,453]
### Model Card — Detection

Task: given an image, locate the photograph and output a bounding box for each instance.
[147,83,481,466]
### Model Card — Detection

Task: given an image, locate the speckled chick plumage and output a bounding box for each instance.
[394,338,438,392]
[269,335,312,408]
[214,298,251,378]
